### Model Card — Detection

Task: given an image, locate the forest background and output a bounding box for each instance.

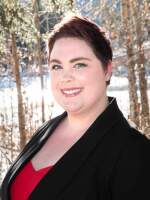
[0,0,150,183]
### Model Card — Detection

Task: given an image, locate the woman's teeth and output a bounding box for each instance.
[61,88,82,96]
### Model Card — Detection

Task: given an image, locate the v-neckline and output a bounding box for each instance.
[30,161,53,172]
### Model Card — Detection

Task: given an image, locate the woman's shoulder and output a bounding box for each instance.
[122,123,150,151]
[110,115,150,164]
[22,112,67,152]
[114,114,150,146]
[32,112,66,137]
[113,118,150,168]
[126,127,150,160]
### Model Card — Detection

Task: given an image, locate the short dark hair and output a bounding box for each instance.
[48,15,112,84]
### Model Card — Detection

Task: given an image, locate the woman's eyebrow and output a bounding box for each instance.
[49,59,61,64]
[49,57,91,64]
[70,57,91,63]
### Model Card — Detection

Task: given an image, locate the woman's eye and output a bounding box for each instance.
[74,63,87,69]
[51,64,62,70]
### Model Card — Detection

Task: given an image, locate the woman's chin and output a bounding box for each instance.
[61,103,83,114]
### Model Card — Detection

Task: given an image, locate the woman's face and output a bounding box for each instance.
[49,37,112,115]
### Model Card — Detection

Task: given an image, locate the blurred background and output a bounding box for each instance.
[0,0,150,183]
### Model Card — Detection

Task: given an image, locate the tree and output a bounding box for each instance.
[120,0,150,132]
[130,0,150,132]
[121,0,140,127]
[33,0,46,123]
[0,0,36,150]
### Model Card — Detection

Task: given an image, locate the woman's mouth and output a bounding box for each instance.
[61,88,83,97]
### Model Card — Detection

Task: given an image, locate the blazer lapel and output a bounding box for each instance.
[29,97,123,200]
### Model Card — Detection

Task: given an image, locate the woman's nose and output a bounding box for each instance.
[61,69,75,82]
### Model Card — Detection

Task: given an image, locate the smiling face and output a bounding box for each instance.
[49,37,112,115]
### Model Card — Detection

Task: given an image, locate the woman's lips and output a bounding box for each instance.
[61,88,83,97]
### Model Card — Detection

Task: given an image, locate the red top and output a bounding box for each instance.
[10,161,53,200]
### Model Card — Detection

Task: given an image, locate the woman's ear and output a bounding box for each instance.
[105,60,112,82]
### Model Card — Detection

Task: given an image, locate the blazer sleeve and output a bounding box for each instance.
[110,133,150,200]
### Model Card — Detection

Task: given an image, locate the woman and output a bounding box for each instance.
[1,15,150,200]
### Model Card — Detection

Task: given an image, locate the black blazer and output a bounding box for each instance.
[1,97,150,200]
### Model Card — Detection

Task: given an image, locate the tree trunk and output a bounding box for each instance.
[131,0,150,132]
[38,34,45,123]
[33,0,45,123]
[11,33,26,150]
[121,0,139,127]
